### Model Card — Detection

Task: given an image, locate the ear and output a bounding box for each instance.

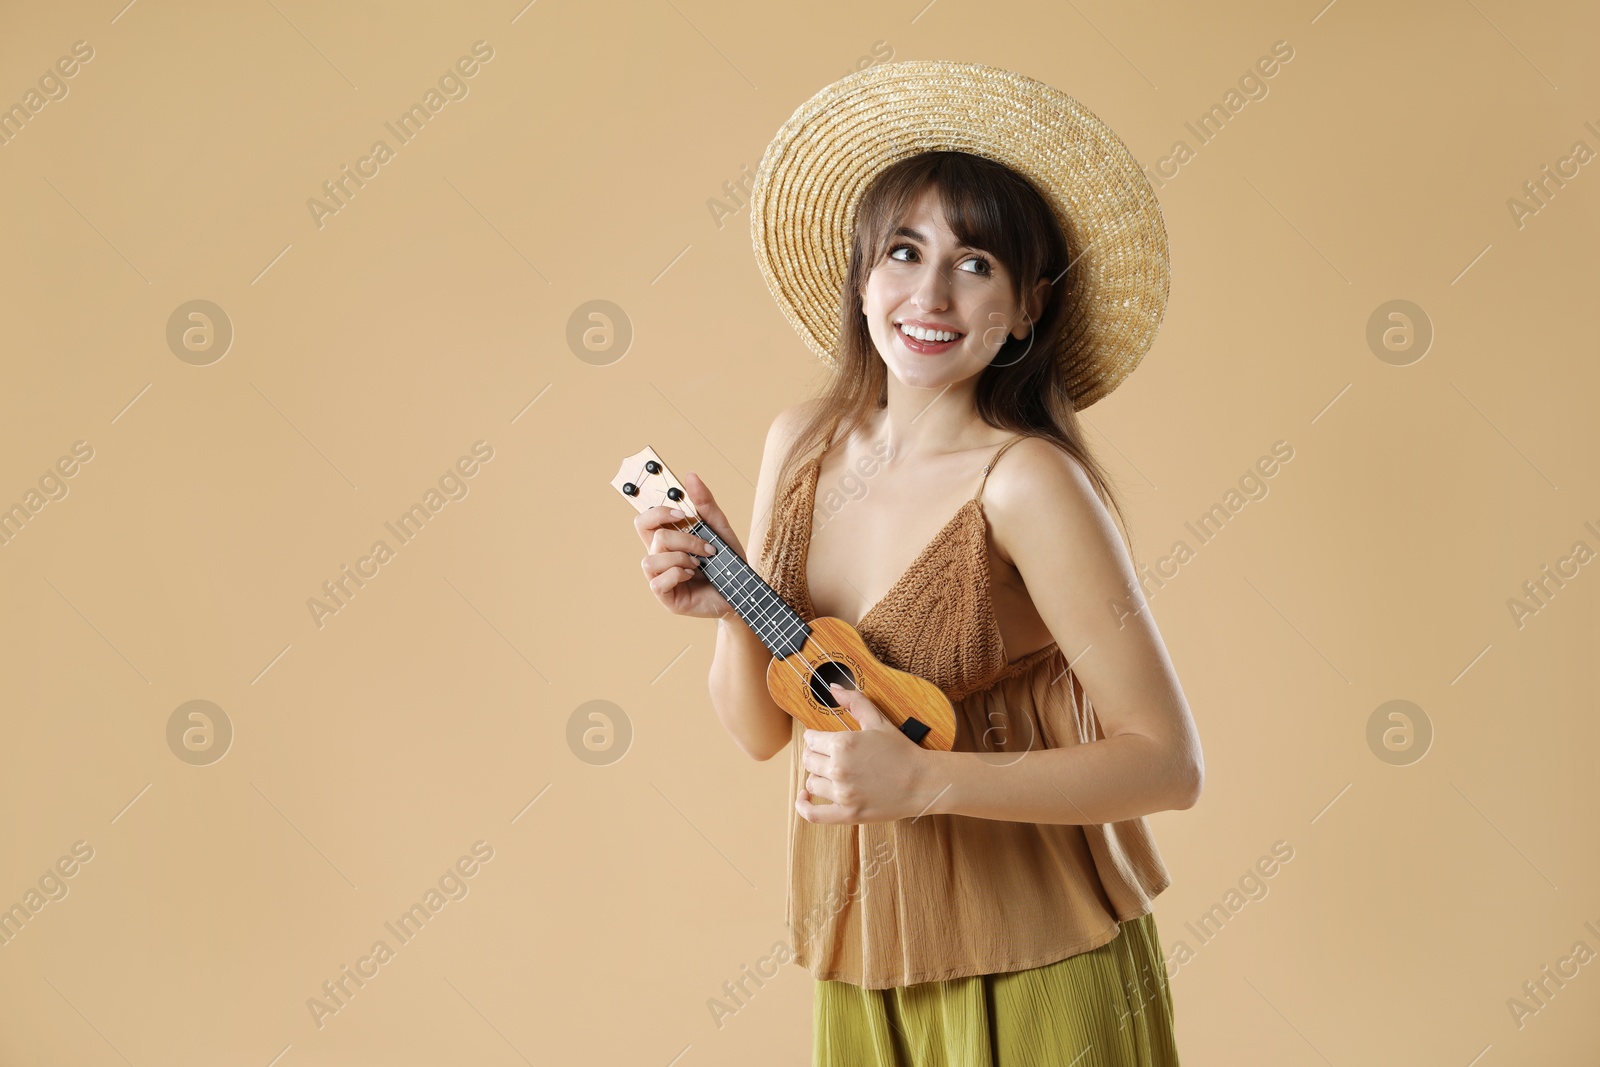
[1028,275,1051,322]
[1013,276,1050,340]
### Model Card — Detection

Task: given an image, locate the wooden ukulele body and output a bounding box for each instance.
[765,616,958,751]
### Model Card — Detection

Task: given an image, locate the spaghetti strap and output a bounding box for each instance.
[976,434,1028,501]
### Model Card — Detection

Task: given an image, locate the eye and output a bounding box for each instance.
[887,243,993,276]
[959,256,993,276]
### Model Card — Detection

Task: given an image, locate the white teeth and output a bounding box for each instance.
[898,323,960,343]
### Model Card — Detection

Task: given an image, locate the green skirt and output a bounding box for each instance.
[813,913,1179,1066]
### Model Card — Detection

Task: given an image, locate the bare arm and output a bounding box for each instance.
[703,404,814,762]
[916,439,1204,823]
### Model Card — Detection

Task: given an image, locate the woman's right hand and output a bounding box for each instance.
[635,472,748,620]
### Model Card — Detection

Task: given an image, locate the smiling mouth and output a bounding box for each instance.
[895,322,964,349]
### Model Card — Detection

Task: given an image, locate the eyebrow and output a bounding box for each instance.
[893,226,983,253]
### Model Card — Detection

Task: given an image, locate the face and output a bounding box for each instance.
[858,185,1047,389]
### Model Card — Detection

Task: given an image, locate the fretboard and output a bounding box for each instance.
[687,519,810,658]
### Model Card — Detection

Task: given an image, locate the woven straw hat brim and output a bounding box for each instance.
[749,59,1171,409]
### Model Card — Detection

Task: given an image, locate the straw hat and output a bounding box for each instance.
[749,59,1171,409]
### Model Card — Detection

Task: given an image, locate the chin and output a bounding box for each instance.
[884,360,958,390]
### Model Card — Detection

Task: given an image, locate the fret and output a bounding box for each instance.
[690,520,808,658]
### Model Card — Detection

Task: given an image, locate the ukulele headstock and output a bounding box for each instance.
[611,446,699,519]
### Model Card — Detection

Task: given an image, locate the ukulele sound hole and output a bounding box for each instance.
[808,659,858,711]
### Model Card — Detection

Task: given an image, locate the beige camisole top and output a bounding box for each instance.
[754,432,1172,990]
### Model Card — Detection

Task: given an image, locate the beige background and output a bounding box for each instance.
[1,0,1596,1063]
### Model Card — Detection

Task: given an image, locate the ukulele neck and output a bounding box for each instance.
[684,519,810,659]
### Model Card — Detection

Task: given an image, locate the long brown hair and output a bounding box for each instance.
[768,150,1138,562]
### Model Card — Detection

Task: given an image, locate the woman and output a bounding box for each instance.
[636,62,1203,1065]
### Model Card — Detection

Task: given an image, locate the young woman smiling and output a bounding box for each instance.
[636,63,1203,1066]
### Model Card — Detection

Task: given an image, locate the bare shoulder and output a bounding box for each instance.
[750,398,829,556]
[761,397,829,475]
[980,435,1120,569]
[983,435,1103,513]
[769,397,825,445]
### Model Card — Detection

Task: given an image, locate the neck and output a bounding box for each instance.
[872,373,985,459]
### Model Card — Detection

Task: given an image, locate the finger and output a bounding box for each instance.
[635,505,689,539]
[803,727,837,756]
[804,771,836,799]
[826,683,859,715]
[648,568,690,594]
[650,525,719,560]
[675,474,717,527]
[681,473,744,550]
[641,551,703,582]
[796,783,844,824]
[825,684,876,726]
[647,561,698,593]
[641,549,697,574]
[800,747,831,777]
[828,683,884,727]
[682,471,718,511]
[637,507,722,570]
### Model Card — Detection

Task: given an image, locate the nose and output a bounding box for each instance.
[910,261,951,312]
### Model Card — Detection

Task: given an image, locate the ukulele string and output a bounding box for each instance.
[675,517,862,733]
[652,498,862,734]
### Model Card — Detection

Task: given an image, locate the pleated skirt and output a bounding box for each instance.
[812,912,1179,1066]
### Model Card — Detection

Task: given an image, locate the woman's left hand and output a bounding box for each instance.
[796,683,940,824]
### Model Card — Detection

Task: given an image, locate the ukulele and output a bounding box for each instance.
[612,446,958,751]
